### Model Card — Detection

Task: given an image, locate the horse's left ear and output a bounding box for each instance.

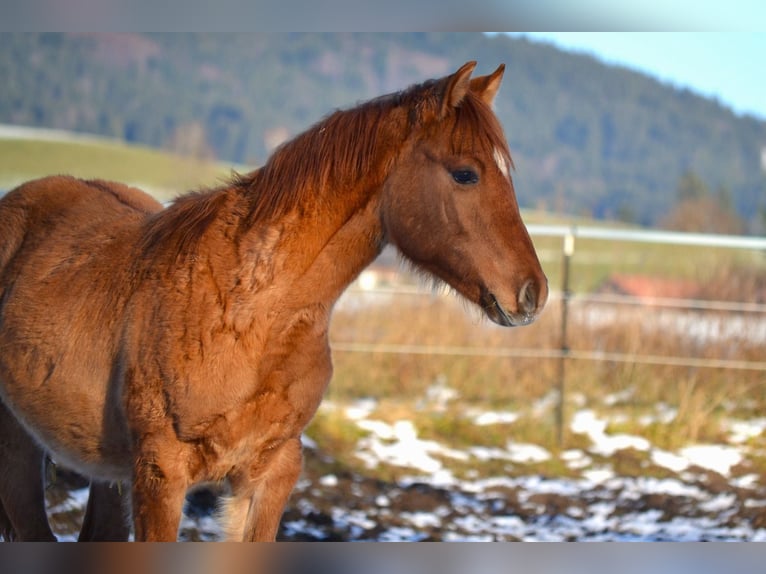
[440,61,477,117]
[470,64,505,107]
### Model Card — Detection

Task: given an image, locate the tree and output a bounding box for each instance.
[660,172,744,235]
[676,171,708,201]
[165,121,215,160]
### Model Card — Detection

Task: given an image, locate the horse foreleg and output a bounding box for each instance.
[130,437,189,542]
[223,438,303,542]
[0,400,56,541]
[78,481,130,541]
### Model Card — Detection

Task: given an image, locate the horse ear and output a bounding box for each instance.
[440,61,477,117]
[470,63,505,107]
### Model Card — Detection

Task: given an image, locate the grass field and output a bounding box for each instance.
[311,274,766,486]
[314,222,766,483]
[0,133,245,202]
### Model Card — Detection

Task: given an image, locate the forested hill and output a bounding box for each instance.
[2,33,765,231]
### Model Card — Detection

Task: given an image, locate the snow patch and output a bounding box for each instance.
[571,410,650,456]
[679,444,742,476]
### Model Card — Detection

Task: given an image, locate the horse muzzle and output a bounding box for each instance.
[481,279,547,327]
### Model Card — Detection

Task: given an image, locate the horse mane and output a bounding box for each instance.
[233,91,413,226]
[138,74,512,263]
[234,78,512,227]
[138,189,233,263]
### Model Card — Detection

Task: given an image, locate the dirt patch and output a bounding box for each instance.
[30,445,766,542]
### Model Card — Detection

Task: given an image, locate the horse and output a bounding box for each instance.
[0,61,547,541]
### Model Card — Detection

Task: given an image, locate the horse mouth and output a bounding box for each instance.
[481,292,536,327]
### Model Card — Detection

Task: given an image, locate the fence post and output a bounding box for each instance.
[556,227,575,448]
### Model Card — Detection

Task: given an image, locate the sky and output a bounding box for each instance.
[506,33,766,121]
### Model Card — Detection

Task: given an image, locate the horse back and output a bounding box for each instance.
[1,175,161,274]
[1,174,160,226]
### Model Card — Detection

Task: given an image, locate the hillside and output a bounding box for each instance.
[0,125,240,202]
[1,33,764,230]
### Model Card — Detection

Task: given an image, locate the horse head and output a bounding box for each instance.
[382,62,548,326]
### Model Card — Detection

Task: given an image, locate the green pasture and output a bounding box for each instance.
[0,137,246,202]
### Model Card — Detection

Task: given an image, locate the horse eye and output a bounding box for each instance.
[451,169,479,185]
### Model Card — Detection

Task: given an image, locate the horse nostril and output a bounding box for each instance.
[518,280,538,316]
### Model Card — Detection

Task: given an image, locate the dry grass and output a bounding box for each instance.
[324,257,766,466]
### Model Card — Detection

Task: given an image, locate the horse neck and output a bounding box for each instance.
[239,164,398,311]
[235,106,410,309]
[282,193,386,306]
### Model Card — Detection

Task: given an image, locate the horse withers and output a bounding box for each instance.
[0,61,547,541]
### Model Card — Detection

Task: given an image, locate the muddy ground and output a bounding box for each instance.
[40,444,766,542]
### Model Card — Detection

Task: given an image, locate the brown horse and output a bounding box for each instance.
[0,62,547,541]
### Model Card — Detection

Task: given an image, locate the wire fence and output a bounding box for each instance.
[330,225,766,444]
[333,225,766,369]
[527,224,766,366]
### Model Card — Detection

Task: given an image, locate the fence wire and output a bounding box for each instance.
[330,225,766,374]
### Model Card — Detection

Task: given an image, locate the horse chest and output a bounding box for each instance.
[189,346,331,481]
[171,316,332,454]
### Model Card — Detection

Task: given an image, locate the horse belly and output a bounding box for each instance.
[0,318,132,480]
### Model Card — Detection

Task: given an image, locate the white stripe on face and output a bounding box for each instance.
[493,146,510,179]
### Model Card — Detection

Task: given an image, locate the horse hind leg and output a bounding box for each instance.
[0,400,56,541]
[0,499,14,541]
[0,414,130,541]
[78,481,131,541]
